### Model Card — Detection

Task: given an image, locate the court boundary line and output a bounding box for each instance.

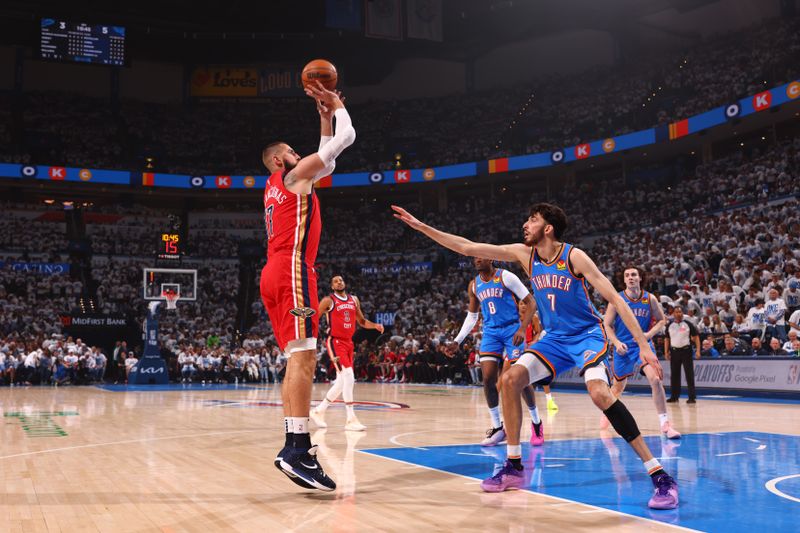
[0,428,267,461]
[764,473,800,503]
[356,450,699,532]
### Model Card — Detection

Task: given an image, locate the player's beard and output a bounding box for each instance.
[283,157,298,171]
[524,227,544,247]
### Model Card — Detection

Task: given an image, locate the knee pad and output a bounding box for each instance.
[583,364,609,385]
[342,366,355,402]
[516,352,552,385]
[285,338,317,355]
[603,400,641,443]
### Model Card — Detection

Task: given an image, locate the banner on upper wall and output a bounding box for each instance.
[365,0,402,40]
[190,67,259,97]
[2,80,798,189]
[556,358,800,393]
[407,0,443,41]
[326,0,363,31]
[258,67,304,97]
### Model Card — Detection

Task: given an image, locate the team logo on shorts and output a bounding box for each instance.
[556,260,566,271]
[290,306,316,318]
[583,350,597,361]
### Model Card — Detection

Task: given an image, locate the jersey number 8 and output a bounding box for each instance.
[487,302,496,314]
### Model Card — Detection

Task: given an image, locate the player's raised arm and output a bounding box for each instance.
[570,247,663,378]
[285,82,355,185]
[391,205,530,265]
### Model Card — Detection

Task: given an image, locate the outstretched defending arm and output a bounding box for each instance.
[392,205,531,266]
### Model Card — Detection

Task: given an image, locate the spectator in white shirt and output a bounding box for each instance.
[764,289,788,342]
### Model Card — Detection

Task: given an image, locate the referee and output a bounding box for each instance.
[664,307,700,404]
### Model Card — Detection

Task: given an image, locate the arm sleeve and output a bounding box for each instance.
[317,108,355,167]
[454,311,480,345]
[312,135,336,183]
[501,270,530,300]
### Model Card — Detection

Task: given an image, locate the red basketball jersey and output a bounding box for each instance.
[525,323,534,344]
[263,170,321,265]
[329,293,357,340]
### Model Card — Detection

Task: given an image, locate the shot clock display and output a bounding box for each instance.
[157,233,182,261]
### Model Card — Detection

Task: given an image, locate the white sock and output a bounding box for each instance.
[489,406,502,428]
[284,417,293,433]
[507,443,522,458]
[658,413,669,426]
[317,398,331,412]
[545,393,553,402]
[290,417,309,434]
[529,406,541,425]
[643,458,662,475]
[345,403,356,419]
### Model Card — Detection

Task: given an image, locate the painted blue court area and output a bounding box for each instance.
[95,383,264,392]
[360,431,800,532]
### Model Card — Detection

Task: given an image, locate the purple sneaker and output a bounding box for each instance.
[648,473,679,509]
[480,461,524,493]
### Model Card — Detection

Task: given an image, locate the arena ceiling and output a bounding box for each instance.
[0,0,763,82]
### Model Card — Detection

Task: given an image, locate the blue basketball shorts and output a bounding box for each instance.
[611,340,655,381]
[526,326,609,383]
[479,323,524,363]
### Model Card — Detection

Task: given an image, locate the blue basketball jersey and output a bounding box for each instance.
[474,269,520,329]
[613,290,652,346]
[529,243,603,336]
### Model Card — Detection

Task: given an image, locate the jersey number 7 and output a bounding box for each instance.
[547,293,556,311]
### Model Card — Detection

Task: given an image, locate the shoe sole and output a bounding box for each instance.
[648,499,679,510]
[481,431,507,446]
[274,458,314,489]
[480,481,523,493]
[278,459,336,492]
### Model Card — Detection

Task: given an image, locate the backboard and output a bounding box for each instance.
[143,268,198,302]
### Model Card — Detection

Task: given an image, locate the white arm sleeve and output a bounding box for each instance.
[313,135,336,183]
[501,270,530,300]
[317,108,355,166]
[454,311,480,344]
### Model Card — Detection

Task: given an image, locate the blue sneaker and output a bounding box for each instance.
[275,446,313,489]
[278,445,336,492]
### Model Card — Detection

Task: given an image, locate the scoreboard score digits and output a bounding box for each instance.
[40,18,126,66]
[158,233,182,261]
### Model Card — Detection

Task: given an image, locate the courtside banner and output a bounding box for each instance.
[557,358,800,393]
[2,81,798,189]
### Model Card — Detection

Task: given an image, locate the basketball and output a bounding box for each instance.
[302,59,338,91]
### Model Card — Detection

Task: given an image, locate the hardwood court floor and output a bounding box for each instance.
[0,382,798,532]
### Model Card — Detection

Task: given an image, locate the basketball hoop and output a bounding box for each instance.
[162,290,179,310]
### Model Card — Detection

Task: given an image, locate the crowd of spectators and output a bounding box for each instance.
[4,18,798,175]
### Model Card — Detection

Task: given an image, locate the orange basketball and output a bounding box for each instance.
[302,59,338,91]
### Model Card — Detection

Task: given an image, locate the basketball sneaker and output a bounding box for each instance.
[546,397,559,411]
[530,421,544,446]
[274,446,313,489]
[661,421,681,439]
[480,461,524,492]
[481,425,506,446]
[648,472,678,509]
[345,417,366,432]
[278,445,336,492]
[309,407,328,428]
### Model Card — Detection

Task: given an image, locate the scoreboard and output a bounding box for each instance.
[40,19,126,66]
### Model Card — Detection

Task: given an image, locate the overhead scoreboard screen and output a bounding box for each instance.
[40,19,126,66]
